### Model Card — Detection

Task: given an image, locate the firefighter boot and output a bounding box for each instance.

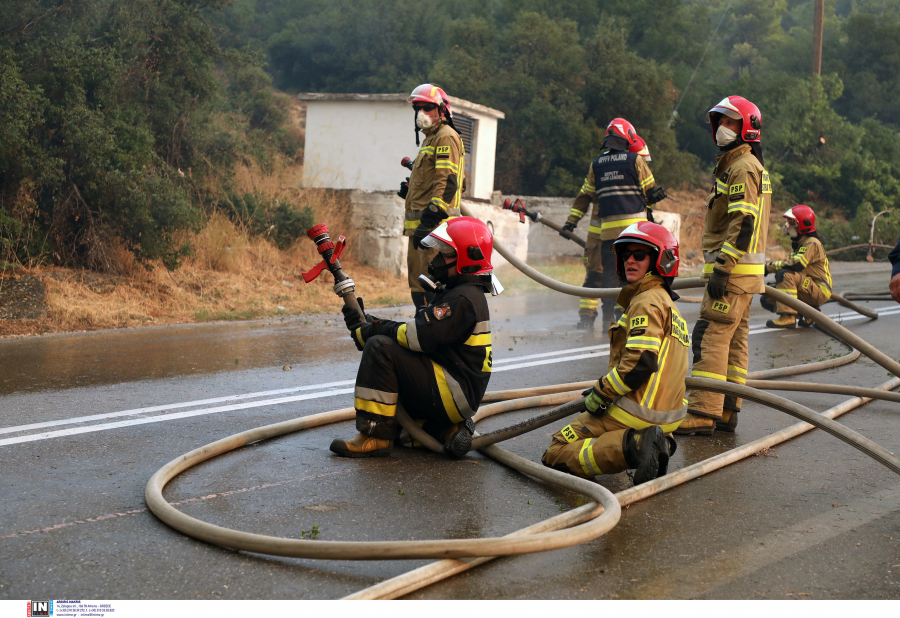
[766,313,797,329]
[716,408,738,432]
[576,313,596,330]
[797,315,814,328]
[442,419,475,459]
[329,433,393,458]
[674,411,715,436]
[625,425,669,485]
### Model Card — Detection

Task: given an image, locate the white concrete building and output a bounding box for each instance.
[297,93,504,200]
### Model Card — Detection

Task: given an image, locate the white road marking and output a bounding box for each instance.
[1,303,895,447]
[0,389,354,447]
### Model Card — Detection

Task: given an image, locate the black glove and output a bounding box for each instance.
[397,178,409,199]
[560,221,576,237]
[646,208,655,223]
[646,186,668,205]
[412,205,449,250]
[707,268,730,300]
[341,299,379,351]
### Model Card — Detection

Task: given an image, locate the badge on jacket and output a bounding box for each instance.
[433,303,452,320]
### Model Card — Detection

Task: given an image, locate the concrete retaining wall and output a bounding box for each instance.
[344,191,529,279]
[494,194,681,260]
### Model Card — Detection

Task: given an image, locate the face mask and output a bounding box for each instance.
[428,253,457,283]
[416,110,434,130]
[786,226,799,239]
[716,125,737,147]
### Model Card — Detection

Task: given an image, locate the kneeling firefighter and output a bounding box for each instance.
[331,217,495,459]
[541,222,689,485]
[762,205,833,328]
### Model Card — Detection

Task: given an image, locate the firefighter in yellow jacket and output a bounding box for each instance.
[561,119,668,330]
[676,96,771,436]
[542,221,689,485]
[762,205,833,328]
[399,84,465,310]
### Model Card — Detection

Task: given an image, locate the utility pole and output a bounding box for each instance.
[813,0,824,75]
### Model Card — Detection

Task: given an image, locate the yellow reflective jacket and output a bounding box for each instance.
[566,153,656,240]
[404,121,464,236]
[766,234,833,299]
[701,143,772,294]
[593,276,690,432]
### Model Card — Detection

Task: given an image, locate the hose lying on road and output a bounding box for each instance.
[145,222,900,597]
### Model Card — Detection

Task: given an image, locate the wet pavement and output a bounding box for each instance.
[1,262,898,599]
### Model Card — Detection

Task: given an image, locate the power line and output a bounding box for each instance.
[670,0,735,126]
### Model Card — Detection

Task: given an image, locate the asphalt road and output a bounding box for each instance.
[1,263,898,600]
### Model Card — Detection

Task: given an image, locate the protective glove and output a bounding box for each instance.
[560,221,576,237]
[707,268,730,300]
[341,298,379,351]
[582,387,610,416]
[646,186,668,205]
[412,204,449,250]
[397,178,409,199]
[646,208,655,223]
[765,261,777,275]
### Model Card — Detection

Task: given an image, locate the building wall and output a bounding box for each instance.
[467,114,498,200]
[493,194,681,260]
[344,191,528,279]
[304,100,412,192]
[304,100,499,199]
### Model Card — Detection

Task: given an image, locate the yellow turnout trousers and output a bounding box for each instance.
[541,411,630,478]
[775,271,829,314]
[687,289,753,419]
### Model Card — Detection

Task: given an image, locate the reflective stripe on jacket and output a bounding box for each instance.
[700,143,771,293]
[767,235,833,298]
[375,275,492,417]
[593,276,690,431]
[404,122,464,235]
[566,151,656,241]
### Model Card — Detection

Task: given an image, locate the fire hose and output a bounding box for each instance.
[145,215,900,599]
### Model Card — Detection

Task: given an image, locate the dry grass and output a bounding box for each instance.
[0,150,411,339]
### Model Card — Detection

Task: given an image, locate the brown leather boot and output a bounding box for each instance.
[674,412,715,436]
[716,408,738,432]
[329,433,392,458]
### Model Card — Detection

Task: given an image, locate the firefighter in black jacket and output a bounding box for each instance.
[332,217,496,459]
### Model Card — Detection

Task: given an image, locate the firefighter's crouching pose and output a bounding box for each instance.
[399,83,465,310]
[762,205,833,328]
[332,217,494,459]
[562,118,667,330]
[542,222,689,485]
[677,96,771,437]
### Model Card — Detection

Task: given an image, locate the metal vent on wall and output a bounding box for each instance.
[453,114,476,196]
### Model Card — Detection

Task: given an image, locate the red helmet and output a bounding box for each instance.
[612,221,679,278]
[422,217,493,275]
[605,118,639,146]
[708,96,762,143]
[630,135,651,161]
[784,205,816,234]
[408,83,451,115]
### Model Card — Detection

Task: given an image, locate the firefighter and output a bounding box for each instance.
[762,205,833,328]
[542,221,689,485]
[561,119,667,330]
[331,217,494,459]
[676,96,771,436]
[398,84,465,310]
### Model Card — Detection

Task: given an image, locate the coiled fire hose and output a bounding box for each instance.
[145,214,900,599]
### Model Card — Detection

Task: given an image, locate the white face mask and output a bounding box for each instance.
[716,125,737,147]
[416,110,434,130]
[785,225,799,238]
